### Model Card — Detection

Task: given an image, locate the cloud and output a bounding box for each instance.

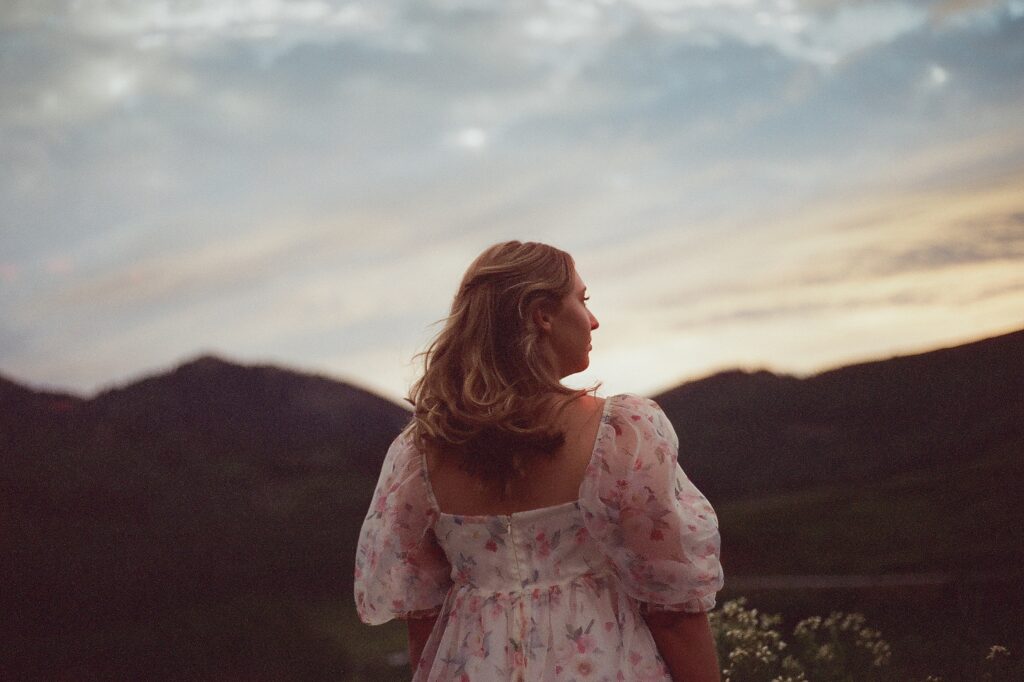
[63,0,402,56]
[871,212,1024,274]
[2,0,1023,399]
[754,180,1019,309]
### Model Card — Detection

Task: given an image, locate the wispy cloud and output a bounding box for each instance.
[1,0,1022,398]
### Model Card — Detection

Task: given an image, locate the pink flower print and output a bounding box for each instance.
[574,526,588,544]
[649,515,671,541]
[575,658,595,677]
[653,443,670,464]
[566,619,596,654]
[483,520,507,553]
[585,513,608,534]
[604,621,614,633]
[628,562,649,587]
[453,552,476,584]
[534,531,549,557]
[575,634,595,654]
[629,650,642,666]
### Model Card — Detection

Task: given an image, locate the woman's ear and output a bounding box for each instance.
[532,302,554,334]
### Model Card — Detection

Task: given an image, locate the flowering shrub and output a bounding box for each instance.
[708,598,796,682]
[708,598,1014,682]
[710,596,891,681]
[788,609,891,681]
[982,645,1013,681]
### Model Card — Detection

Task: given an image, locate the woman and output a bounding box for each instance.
[354,241,724,681]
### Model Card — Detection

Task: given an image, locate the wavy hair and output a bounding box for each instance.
[407,240,597,493]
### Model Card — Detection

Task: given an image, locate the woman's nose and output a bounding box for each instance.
[590,313,599,330]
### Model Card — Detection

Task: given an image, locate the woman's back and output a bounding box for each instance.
[355,394,724,681]
[423,395,607,516]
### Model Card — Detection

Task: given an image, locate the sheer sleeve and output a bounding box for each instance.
[580,394,724,613]
[354,428,452,625]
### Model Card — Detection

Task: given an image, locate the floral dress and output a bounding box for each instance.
[354,394,724,681]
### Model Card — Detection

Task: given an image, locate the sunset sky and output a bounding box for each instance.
[2,0,1023,404]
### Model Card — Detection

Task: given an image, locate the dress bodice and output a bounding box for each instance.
[434,502,610,593]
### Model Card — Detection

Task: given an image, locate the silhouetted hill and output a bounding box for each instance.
[84,353,408,476]
[654,328,1024,502]
[2,354,410,679]
[0,368,81,438]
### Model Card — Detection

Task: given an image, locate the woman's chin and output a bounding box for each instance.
[557,352,591,378]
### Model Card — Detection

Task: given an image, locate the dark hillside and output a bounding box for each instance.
[2,355,409,679]
[85,354,405,476]
[655,328,1024,502]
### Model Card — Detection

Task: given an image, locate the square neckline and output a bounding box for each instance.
[421,394,620,521]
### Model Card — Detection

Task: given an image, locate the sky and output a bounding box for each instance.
[2,0,1023,404]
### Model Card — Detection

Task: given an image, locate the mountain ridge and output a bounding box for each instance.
[5,326,1020,405]
[652,326,1024,501]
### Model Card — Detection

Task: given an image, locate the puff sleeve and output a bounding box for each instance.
[580,395,724,613]
[354,429,453,625]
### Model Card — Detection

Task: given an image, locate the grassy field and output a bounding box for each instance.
[7,448,1019,680]
[47,584,1009,681]
[337,449,1024,680]
[707,448,1024,681]
[9,565,1018,680]
[7,594,408,681]
[715,448,1024,576]
[715,582,1023,681]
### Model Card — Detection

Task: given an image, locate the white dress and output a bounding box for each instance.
[354,394,725,681]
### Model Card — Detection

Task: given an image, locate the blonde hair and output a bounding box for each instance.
[407,240,597,491]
